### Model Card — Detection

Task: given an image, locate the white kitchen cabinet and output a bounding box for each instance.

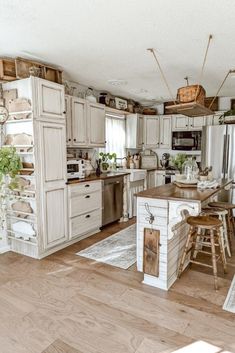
[36,79,65,120]
[38,121,68,250]
[144,116,160,148]
[155,171,165,186]
[126,114,144,149]
[87,102,106,147]
[68,181,102,239]
[65,95,72,145]
[65,96,106,148]
[172,114,206,131]
[71,97,87,147]
[172,115,189,131]
[189,116,206,130]
[147,170,156,189]
[159,115,172,148]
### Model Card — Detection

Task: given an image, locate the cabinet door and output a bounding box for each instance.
[189,116,206,130]
[71,97,87,146]
[159,116,171,149]
[36,78,65,120]
[137,115,144,148]
[38,121,68,250]
[172,115,189,131]
[147,171,156,189]
[144,116,159,148]
[65,96,72,146]
[155,172,165,186]
[87,102,106,147]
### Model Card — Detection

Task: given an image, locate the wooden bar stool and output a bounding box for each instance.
[200,207,231,258]
[208,202,235,251]
[178,215,227,290]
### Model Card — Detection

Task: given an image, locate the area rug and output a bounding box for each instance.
[42,339,82,353]
[223,275,235,313]
[76,224,136,269]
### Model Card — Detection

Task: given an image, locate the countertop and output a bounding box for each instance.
[66,172,129,185]
[136,179,232,203]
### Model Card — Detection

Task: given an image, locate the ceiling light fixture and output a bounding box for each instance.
[107,79,128,86]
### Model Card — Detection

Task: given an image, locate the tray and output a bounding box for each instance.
[174,181,197,188]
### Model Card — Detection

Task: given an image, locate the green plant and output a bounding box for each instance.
[99,152,116,171]
[0,147,22,236]
[170,153,188,173]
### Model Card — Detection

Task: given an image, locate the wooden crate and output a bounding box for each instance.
[15,57,44,79]
[0,58,16,81]
[177,84,206,105]
[43,66,62,84]
[15,57,62,83]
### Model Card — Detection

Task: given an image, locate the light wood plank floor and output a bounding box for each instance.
[0,219,234,353]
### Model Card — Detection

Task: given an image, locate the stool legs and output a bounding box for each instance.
[178,226,193,278]
[220,213,231,257]
[210,229,218,291]
[216,228,227,275]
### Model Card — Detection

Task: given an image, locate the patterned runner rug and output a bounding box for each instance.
[223,275,235,313]
[76,224,136,269]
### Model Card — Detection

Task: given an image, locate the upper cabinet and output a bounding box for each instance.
[65,96,106,148]
[87,102,106,147]
[172,115,190,131]
[172,114,206,131]
[143,116,160,148]
[36,79,65,120]
[126,114,144,149]
[159,116,171,148]
[71,97,87,147]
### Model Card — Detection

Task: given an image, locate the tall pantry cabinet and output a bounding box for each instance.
[2,77,68,258]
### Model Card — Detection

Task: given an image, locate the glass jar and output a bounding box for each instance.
[182,157,198,181]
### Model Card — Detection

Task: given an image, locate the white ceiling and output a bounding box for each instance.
[1,0,235,103]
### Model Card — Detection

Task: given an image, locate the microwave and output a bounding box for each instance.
[172,131,201,151]
[67,159,86,179]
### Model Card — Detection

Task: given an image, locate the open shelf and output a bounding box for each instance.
[9,110,32,116]
[6,118,33,124]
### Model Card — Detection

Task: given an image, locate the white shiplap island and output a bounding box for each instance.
[136,179,232,291]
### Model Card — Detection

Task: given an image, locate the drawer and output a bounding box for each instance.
[69,190,101,217]
[69,180,102,196]
[70,209,101,239]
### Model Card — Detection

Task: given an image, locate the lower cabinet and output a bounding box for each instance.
[68,180,102,239]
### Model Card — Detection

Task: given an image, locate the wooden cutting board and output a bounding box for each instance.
[174,181,197,188]
[143,228,160,277]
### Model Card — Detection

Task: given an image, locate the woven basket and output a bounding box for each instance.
[177,85,206,105]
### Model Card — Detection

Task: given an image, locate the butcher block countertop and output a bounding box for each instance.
[136,178,232,203]
[66,172,129,185]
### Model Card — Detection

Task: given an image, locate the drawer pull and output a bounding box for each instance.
[85,184,90,188]
[85,195,90,198]
[85,214,91,218]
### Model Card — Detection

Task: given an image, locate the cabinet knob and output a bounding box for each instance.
[85,195,90,198]
[190,124,193,127]
[63,111,66,114]
[85,214,91,218]
[186,124,188,127]
[85,184,90,188]
[68,139,71,141]
[160,142,163,144]
[73,138,76,141]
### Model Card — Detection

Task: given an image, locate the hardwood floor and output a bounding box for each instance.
[0,219,234,353]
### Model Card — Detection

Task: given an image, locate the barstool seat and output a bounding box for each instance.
[178,215,227,290]
[208,201,235,210]
[187,215,222,228]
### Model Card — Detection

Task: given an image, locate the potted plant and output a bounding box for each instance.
[0,147,22,236]
[170,153,188,174]
[99,152,116,172]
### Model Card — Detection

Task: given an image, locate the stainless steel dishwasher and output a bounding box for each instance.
[102,176,124,226]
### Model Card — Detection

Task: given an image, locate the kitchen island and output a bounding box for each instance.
[136,179,232,290]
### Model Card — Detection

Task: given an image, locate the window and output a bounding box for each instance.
[104,113,126,158]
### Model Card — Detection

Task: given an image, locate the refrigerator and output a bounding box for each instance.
[201,124,235,207]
